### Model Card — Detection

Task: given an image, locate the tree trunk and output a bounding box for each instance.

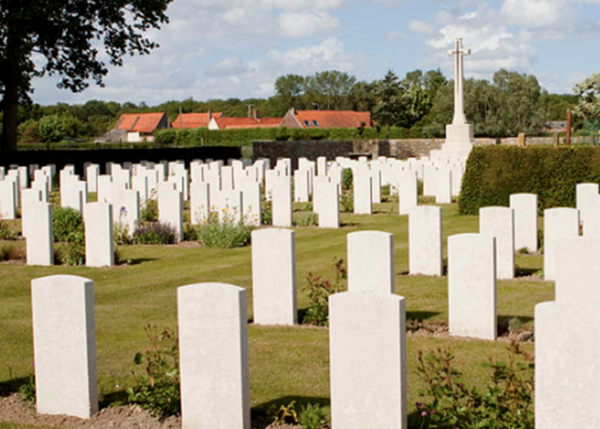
[1,86,19,151]
[1,2,22,152]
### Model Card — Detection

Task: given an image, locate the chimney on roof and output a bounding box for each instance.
[291,107,296,116]
[208,109,212,121]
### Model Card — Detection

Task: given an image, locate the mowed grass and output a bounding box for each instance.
[0,200,552,425]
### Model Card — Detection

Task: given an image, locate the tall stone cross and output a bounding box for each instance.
[448,38,471,126]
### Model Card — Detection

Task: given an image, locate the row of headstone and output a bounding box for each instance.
[31,228,409,428]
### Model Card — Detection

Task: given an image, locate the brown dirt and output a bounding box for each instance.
[0,394,303,429]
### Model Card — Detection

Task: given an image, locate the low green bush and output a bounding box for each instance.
[127,325,180,417]
[298,403,329,429]
[413,341,534,429]
[0,220,19,240]
[153,126,411,147]
[197,217,253,248]
[133,221,176,245]
[302,258,347,326]
[52,207,86,265]
[459,146,600,215]
[53,206,84,242]
[140,199,159,222]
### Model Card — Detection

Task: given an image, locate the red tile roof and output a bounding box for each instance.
[212,116,282,130]
[293,110,371,128]
[115,113,168,134]
[172,112,223,129]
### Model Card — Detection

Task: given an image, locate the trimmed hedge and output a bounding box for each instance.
[459,146,600,215]
[153,126,414,147]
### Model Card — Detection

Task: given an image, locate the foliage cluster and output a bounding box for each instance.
[0,242,25,262]
[52,206,85,265]
[268,400,329,429]
[197,216,253,249]
[413,342,534,428]
[459,146,600,215]
[153,125,412,147]
[0,219,19,240]
[133,221,176,245]
[140,199,159,222]
[127,325,180,417]
[302,258,347,326]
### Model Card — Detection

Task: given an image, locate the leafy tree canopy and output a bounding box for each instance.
[0,0,173,150]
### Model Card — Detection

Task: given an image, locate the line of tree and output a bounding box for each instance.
[3,68,590,146]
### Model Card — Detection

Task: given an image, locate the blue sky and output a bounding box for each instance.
[32,0,600,105]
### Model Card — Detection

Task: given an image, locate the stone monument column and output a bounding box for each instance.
[431,38,475,160]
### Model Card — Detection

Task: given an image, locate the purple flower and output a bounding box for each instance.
[430,410,436,415]
[416,402,423,409]
[421,411,428,417]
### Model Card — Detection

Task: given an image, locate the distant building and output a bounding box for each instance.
[543,121,568,133]
[172,111,223,129]
[102,112,171,143]
[280,108,372,129]
[208,111,282,130]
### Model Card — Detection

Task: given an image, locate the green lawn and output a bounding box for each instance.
[0,200,552,426]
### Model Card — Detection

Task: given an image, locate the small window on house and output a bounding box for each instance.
[313,120,320,127]
[304,120,311,126]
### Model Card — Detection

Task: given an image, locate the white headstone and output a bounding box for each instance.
[347,231,394,293]
[272,175,293,228]
[353,171,372,215]
[318,180,340,229]
[251,229,296,325]
[543,208,579,281]
[448,233,497,340]
[0,178,17,219]
[190,181,210,225]
[178,283,250,429]
[32,275,98,418]
[479,206,515,280]
[509,193,538,252]
[84,203,114,267]
[158,182,183,243]
[409,206,443,276]
[329,292,407,429]
[576,182,598,226]
[435,168,452,204]
[26,202,53,266]
[535,302,600,429]
[398,172,418,215]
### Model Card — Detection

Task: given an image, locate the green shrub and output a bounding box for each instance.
[0,219,19,240]
[413,341,534,429]
[127,325,180,417]
[261,201,272,225]
[133,222,176,245]
[294,212,317,227]
[0,243,25,262]
[459,146,600,215]
[302,258,347,326]
[19,375,36,403]
[52,207,86,265]
[53,206,84,242]
[141,199,159,222]
[56,230,86,266]
[197,217,253,248]
[342,168,353,191]
[340,191,354,213]
[298,403,329,429]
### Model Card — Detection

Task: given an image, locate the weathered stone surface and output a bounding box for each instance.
[178,283,250,429]
[330,291,407,429]
[251,229,297,325]
[32,275,98,418]
[448,233,497,340]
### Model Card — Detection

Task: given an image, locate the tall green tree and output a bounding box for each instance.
[0,0,173,150]
[574,72,600,123]
[372,70,404,137]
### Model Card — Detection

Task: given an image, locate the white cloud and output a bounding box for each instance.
[409,20,435,35]
[278,11,340,38]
